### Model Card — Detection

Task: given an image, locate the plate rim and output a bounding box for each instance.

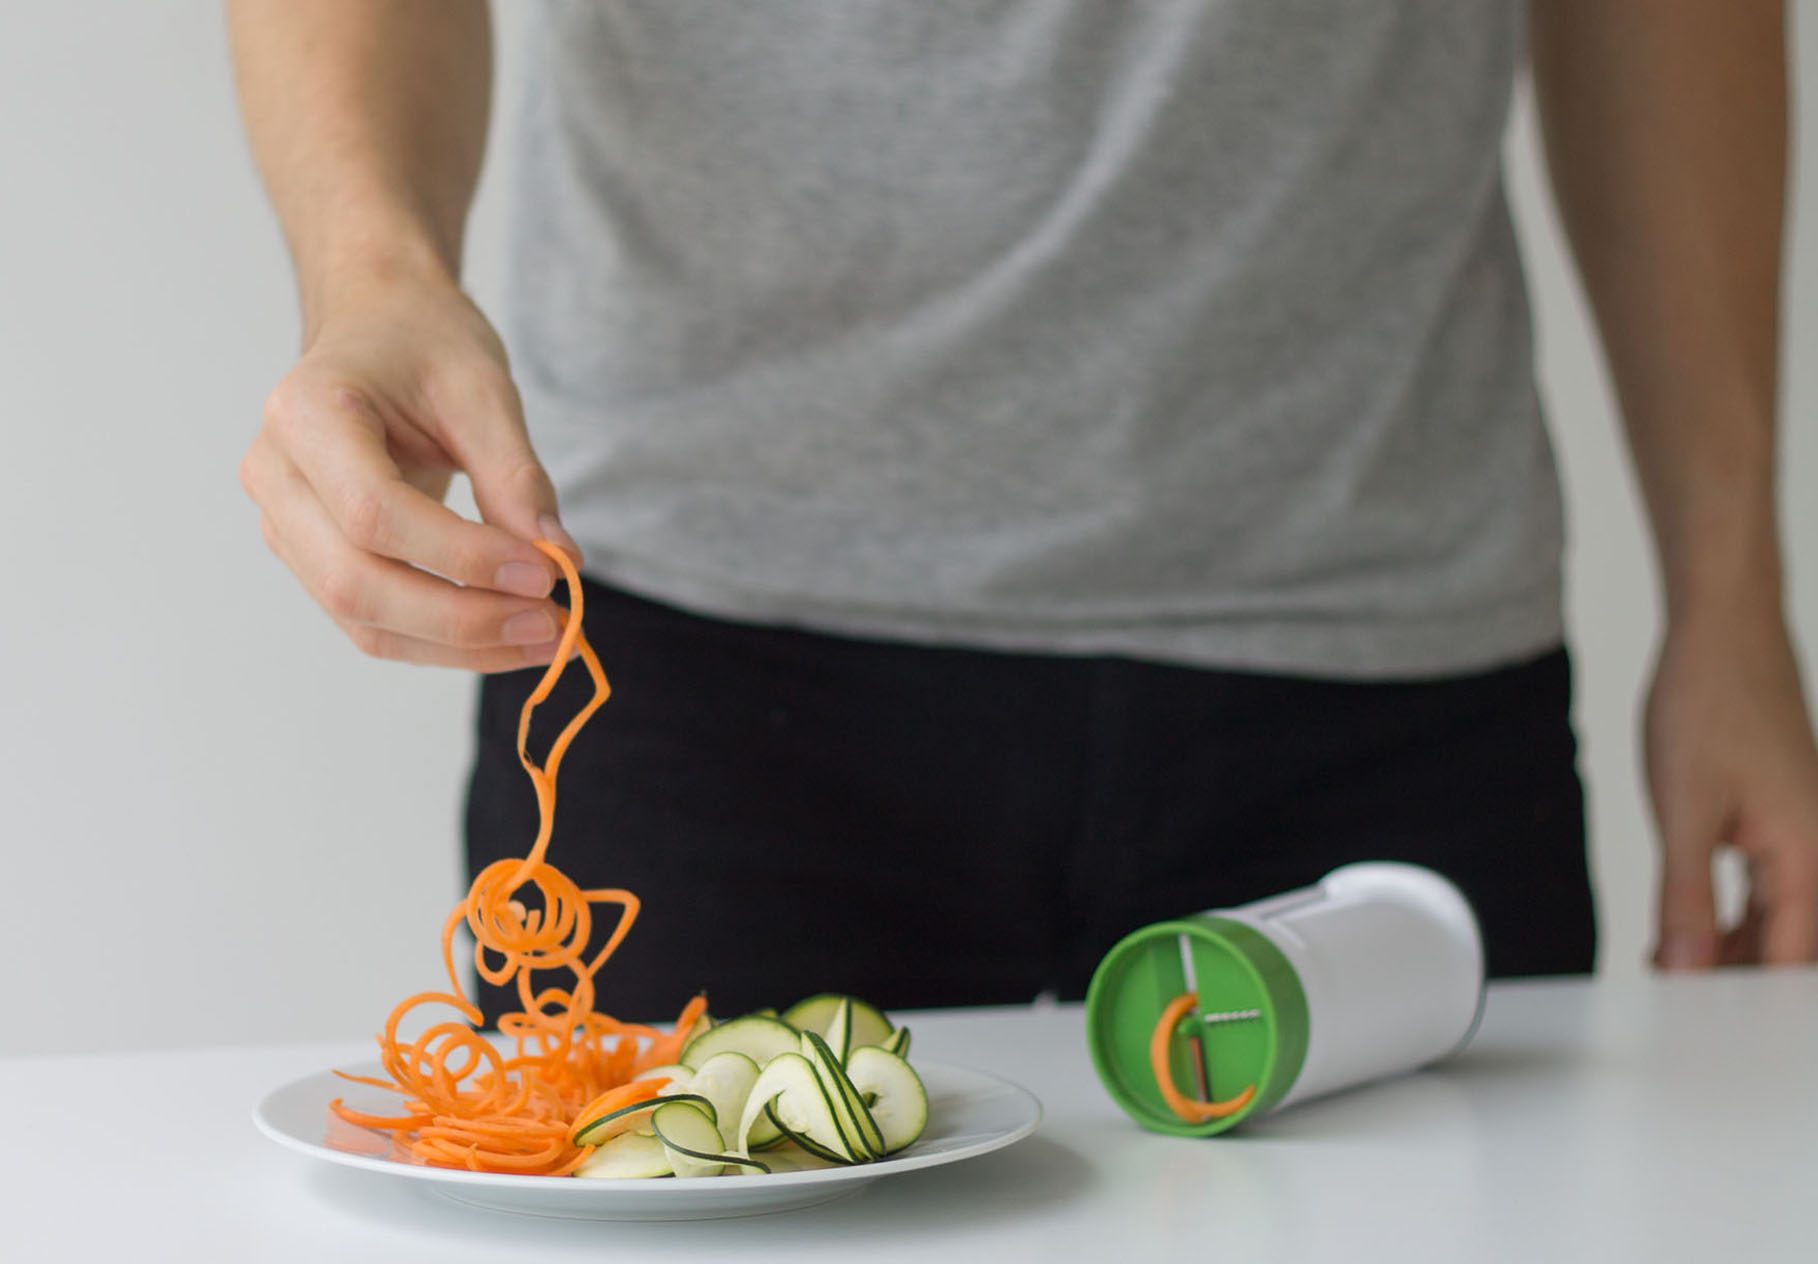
[254,1056,1043,1195]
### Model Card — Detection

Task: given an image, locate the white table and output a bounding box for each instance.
[6,972,1814,1263]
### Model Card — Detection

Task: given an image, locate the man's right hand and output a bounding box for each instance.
[240,267,581,672]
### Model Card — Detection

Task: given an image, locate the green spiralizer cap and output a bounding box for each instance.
[1085,915,1310,1136]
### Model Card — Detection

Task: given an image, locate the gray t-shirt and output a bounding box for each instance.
[508,0,1562,679]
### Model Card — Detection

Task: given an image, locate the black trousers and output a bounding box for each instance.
[466,577,1595,1024]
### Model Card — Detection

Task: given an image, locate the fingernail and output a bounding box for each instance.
[538,514,582,562]
[494,560,554,599]
[503,610,558,645]
[1657,933,1710,971]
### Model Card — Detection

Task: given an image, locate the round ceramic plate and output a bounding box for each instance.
[255,1058,1042,1221]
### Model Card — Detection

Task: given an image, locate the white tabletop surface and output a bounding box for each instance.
[6,971,1814,1263]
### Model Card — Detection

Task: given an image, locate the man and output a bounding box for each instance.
[231,1,1818,1019]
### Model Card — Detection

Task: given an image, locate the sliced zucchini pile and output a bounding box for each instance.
[575,995,928,1180]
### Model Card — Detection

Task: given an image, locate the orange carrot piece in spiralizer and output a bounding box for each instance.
[1149,992,1258,1123]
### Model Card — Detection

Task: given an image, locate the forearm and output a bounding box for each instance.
[227,0,492,336]
[1530,0,1788,625]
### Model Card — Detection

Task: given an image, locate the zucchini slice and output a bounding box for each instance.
[826,996,854,1063]
[680,1015,800,1070]
[781,994,893,1049]
[765,1102,850,1163]
[745,1106,786,1152]
[574,1130,671,1179]
[756,1141,841,1174]
[801,1031,885,1160]
[875,1026,911,1059]
[651,1099,769,1178]
[572,1091,714,1146]
[686,1051,761,1150]
[845,1046,929,1155]
[737,1051,856,1162]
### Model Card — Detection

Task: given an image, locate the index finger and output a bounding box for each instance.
[274,385,557,597]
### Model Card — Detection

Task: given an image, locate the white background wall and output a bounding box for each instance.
[1,5,1813,1056]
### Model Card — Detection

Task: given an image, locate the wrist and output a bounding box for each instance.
[1664,572,1791,657]
[1662,534,1785,636]
[295,204,461,346]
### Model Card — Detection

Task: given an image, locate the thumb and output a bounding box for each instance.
[1653,813,1722,972]
[445,374,582,568]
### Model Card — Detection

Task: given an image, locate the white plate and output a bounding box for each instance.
[255,1058,1042,1221]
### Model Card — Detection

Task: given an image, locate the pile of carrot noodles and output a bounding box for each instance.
[329,540,707,1176]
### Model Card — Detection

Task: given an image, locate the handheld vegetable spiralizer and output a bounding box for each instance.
[1085,862,1485,1136]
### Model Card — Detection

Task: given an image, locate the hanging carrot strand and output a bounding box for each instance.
[328,540,708,1176]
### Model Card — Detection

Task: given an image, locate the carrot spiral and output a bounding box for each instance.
[329,540,708,1175]
[1149,992,1257,1124]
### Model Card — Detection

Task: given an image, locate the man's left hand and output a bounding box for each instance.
[1645,609,1818,969]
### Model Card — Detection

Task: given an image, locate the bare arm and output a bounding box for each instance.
[229,0,489,333]
[230,0,578,670]
[1532,0,1817,965]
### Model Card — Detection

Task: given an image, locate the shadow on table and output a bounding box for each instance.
[1429,1041,1584,1082]
[1231,1034,1588,1145]
[304,1136,1092,1250]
